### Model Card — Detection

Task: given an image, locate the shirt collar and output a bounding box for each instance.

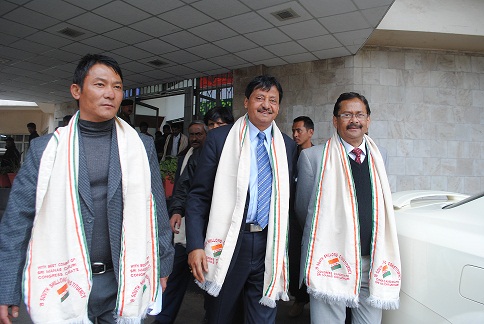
[340,136,366,156]
[248,119,272,144]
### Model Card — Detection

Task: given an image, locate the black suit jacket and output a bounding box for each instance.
[185,123,297,254]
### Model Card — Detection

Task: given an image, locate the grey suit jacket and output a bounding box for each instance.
[295,142,388,287]
[0,126,174,306]
[294,144,331,287]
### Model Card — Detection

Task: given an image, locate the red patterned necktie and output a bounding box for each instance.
[351,147,363,164]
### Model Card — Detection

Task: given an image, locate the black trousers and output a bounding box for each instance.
[288,214,309,303]
[156,244,192,324]
[88,270,117,323]
[205,229,277,324]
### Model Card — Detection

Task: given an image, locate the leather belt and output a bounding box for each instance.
[244,223,263,232]
[91,261,114,275]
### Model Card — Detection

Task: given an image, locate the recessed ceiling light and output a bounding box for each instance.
[57,27,85,38]
[271,8,300,21]
[147,59,168,67]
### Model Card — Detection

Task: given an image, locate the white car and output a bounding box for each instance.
[382,190,484,323]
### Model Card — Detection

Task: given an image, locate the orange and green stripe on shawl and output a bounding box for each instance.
[240,116,249,147]
[304,140,330,286]
[149,195,160,301]
[264,135,284,298]
[368,153,379,276]
[338,139,361,295]
[66,115,91,291]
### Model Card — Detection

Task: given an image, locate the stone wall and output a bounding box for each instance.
[233,46,484,194]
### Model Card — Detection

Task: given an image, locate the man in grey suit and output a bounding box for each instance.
[0,54,174,323]
[295,92,399,324]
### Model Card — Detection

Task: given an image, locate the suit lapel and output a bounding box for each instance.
[78,135,95,216]
[166,135,174,156]
[107,126,121,204]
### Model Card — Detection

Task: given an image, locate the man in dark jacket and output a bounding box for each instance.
[1,137,21,170]
[155,120,208,324]
[26,122,39,144]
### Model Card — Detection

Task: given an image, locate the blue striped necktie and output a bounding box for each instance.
[256,132,272,229]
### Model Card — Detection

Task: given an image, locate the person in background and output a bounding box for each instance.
[156,108,237,324]
[155,125,171,162]
[0,137,21,170]
[186,75,297,324]
[162,124,172,136]
[292,116,314,154]
[295,92,400,324]
[26,122,39,144]
[155,131,164,162]
[161,124,172,148]
[63,115,73,127]
[118,99,134,127]
[287,115,314,318]
[139,121,154,139]
[154,120,208,324]
[0,54,174,324]
[203,106,234,130]
[162,123,188,160]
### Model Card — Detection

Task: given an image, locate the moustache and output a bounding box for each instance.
[257,107,273,114]
[346,123,362,130]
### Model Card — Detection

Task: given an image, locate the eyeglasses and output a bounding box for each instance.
[337,113,368,120]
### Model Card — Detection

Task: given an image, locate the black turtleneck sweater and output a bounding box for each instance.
[78,118,113,263]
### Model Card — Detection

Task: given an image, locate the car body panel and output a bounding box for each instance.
[382,190,484,323]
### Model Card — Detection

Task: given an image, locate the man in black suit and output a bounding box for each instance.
[185,75,297,324]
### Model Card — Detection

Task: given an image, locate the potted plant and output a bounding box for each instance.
[159,156,178,198]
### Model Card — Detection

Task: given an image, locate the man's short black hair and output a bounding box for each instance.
[73,54,123,90]
[244,75,283,103]
[27,122,36,129]
[203,106,235,126]
[293,116,314,131]
[333,92,371,116]
[139,121,149,128]
[5,137,14,143]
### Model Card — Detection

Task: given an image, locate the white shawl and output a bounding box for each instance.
[304,133,401,309]
[198,115,290,307]
[23,113,160,323]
